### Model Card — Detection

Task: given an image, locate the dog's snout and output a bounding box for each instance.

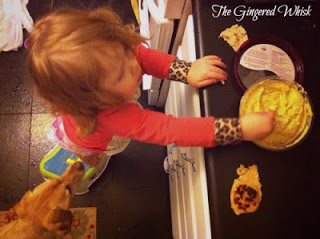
[73,162,85,171]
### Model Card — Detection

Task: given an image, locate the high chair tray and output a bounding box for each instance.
[40,145,96,181]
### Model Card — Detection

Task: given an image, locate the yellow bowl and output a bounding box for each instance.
[239,77,313,150]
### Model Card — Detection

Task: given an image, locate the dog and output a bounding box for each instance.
[0,162,85,239]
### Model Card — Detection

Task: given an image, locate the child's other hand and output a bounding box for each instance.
[187,55,227,88]
[81,153,101,167]
[241,111,276,141]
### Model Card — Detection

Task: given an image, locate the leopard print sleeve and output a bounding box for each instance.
[167,58,192,84]
[214,118,242,146]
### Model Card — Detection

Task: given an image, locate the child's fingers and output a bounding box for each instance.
[207,59,227,69]
[207,66,228,79]
[196,72,227,87]
[265,111,276,127]
[196,79,221,87]
[87,159,99,167]
[202,55,221,61]
[207,72,227,81]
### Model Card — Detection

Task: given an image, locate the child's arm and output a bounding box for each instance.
[168,56,227,87]
[136,45,227,88]
[100,103,275,147]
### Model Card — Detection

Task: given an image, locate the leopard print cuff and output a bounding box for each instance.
[214,118,242,146]
[167,58,192,84]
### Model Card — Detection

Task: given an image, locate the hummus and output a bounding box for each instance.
[219,24,248,52]
[239,78,313,149]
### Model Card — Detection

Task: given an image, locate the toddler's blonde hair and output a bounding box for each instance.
[27,7,146,137]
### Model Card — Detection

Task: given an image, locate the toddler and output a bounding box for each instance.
[27,7,275,167]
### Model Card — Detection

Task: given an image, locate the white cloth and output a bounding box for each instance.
[0,0,33,52]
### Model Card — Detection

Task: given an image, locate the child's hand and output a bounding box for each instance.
[240,111,276,141]
[187,55,227,88]
[81,153,101,167]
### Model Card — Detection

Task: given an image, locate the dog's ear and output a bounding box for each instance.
[44,207,73,236]
[11,191,33,218]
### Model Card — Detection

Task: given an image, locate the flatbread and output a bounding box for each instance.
[230,164,262,215]
[219,24,248,51]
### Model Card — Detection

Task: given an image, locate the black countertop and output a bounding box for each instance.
[192,1,320,238]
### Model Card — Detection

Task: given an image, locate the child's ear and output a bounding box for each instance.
[44,207,73,236]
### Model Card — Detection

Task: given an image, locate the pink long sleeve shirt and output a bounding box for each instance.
[61,45,216,153]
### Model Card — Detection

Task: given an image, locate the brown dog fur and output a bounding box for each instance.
[0,162,85,239]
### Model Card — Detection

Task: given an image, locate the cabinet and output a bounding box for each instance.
[139,0,188,106]
[164,15,211,239]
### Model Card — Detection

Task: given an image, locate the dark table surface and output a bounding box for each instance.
[192,0,320,238]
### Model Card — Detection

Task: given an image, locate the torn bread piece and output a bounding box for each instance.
[219,24,248,51]
[230,164,262,215]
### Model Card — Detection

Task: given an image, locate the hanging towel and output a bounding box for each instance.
[0,0,33,52]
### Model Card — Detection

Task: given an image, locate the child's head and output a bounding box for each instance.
[27,7,146,136]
